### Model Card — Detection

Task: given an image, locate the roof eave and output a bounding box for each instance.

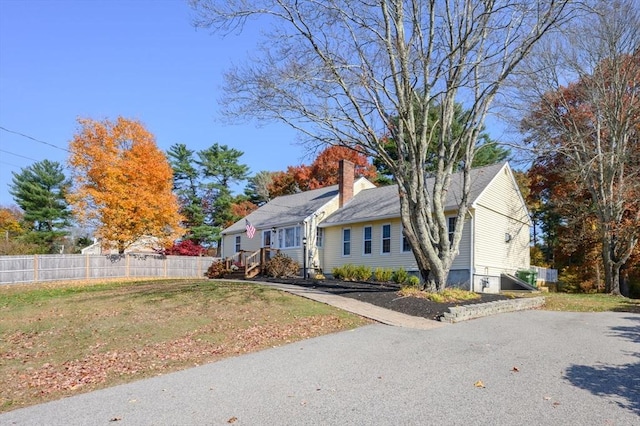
[318,213,400,228]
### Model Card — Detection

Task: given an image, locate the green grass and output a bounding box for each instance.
[0,278,369,412]
[540,292,640,313]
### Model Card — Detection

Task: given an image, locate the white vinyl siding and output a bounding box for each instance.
[322,219,419,273]
[450,214,471,270]
[473,165,530,277]
[221,232,262,258]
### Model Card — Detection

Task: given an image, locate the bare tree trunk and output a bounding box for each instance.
[602,232,621,295]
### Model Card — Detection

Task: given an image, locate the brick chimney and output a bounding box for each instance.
[338,159,355,207]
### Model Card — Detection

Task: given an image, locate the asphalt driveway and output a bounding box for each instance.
[2,310,638,425]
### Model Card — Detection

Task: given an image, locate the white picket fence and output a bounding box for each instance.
[0,254,218,285]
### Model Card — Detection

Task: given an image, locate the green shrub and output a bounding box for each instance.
[353,265,372,281]
[205,260,228,279]
[343,264,357,280]
[333,264,358,280]
[392,268,409,284]
[264,253,300,278]
[332,265,345,280]
[374,267,394,282]
[405,275,420,287]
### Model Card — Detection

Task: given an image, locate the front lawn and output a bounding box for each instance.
[0,279,369,412]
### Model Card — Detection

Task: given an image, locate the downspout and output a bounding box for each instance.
[468,209,475,292]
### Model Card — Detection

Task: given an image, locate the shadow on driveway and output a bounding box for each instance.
[564,315,640,416]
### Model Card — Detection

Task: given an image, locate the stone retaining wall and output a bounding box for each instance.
[442,296,546,323]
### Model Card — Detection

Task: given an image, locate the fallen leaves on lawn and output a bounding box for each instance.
[4,316,349,406]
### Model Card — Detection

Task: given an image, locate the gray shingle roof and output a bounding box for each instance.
[222,185,339,234]
[320,162,507,226]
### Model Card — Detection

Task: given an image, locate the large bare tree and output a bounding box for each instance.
[191,0,574,291]
[519,0,640,295]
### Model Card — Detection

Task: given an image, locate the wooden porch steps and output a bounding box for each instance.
[223,247,279,280]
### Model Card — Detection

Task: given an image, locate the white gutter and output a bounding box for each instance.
[318,214,400,228]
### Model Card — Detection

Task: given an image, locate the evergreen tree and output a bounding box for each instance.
[168,143,250,248]
[168,144,216,245]
[9,160,71,253]
[374,103,509,184]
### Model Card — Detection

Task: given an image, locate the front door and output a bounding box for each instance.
[263,230,273,260]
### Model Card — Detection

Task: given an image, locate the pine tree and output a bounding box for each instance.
[9,160,71,253]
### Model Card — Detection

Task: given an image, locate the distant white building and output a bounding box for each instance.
[81,236,162,255]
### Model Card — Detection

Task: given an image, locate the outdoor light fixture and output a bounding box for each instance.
[302,236,308,279]
[505,233,512,243]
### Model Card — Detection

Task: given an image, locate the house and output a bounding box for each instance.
[221,160,532,293]
[80,236,163,255]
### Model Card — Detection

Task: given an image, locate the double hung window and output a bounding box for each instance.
[363,226,372,255]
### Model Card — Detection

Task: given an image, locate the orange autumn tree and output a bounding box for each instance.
[68,117,184,253]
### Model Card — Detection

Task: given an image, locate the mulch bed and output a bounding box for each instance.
[255,277,511,321]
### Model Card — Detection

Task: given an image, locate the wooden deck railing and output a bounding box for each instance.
[225,248,280,279]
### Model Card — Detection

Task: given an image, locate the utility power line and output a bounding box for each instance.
[0,160,23,168]
[0,149,38,162]
[0,126,70,152]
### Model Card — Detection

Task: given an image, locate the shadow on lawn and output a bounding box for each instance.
[564,315,640,416]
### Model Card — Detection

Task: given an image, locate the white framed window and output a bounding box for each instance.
[401,228,412,253]
[342,228,351,256]
[234,235,241,252]
[448,217,457,246]
[381,224,391,254]
[278,225,301,249]
[363,225,372,255]
[316,227,323,247]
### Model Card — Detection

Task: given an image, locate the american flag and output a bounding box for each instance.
[245,219,256,239]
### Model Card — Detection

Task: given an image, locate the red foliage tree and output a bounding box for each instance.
[523,52,640,295]
[163,240,206,256]
[267,146,376,196]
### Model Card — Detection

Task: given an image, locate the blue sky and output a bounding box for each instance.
[0,0,304,207]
